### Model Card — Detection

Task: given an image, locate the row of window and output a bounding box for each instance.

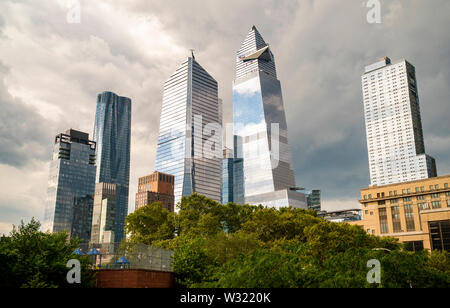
[363,184,450,200]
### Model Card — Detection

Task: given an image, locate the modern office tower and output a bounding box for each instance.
[155,55,222,205]
[90,182,117,245]
[135,171,175,212]
[222,146,244,204]
[362,57,437,186]
[43,129,96,243]
[94,91,131,243]
[233,26,306,209]
[306,190,321,212]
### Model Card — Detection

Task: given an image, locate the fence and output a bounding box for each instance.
[82,243,174,272]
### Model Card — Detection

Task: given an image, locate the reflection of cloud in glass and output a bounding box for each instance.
[234,77,261,96]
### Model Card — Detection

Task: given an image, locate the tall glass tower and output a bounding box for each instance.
[155,56,222,205]
[43,129,96,243]
[233,26,306,209]
[362,57,437,186]
[93,91,131,244]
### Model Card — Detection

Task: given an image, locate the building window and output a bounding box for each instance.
[390,199,398,204]
[391,206,402,233]
[432,201,442,209]
[404,204,415,232]
[446,192,450,197]
[417,195,426,201]
[403,197,412,202]
[429,220,450,251]
[418,203,429,211]
[431,193,440,199]
[404,241,424,252]
[378,200,386,205]
[379,208,389,234]
[420,186,425,192]
[445,183,449,188]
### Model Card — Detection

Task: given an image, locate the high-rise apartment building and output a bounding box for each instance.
[232,26,306,209]
[43,129,96,243]
[135,171,175,212]
[155,56,222,205]
[362,57,437,186]
[94,91,131,243]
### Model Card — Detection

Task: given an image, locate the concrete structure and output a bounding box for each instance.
[352,174,450,251]
[362,57,437,186]
[155,55,222,204]
[232,26,306,209]
[43,129,96,243]
[135,171,175,212]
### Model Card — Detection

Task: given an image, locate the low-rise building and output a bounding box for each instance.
[351,175,450,251]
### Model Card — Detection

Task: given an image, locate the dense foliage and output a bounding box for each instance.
[125,194,450,288]
[0,218,95,288]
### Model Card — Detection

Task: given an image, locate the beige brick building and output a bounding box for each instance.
[351,175,450,251]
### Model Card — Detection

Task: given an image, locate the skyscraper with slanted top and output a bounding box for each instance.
[233,26,306,209]
[155,56,222,205]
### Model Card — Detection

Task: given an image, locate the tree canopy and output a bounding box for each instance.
[125,194,450,288]
[0,218,95,288]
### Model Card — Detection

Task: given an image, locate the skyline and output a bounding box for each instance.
[1,0,450,235]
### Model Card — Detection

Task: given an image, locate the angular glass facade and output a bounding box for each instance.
[233,26,305,208]
[43,129,96,243]
[155,57,222,205]
[94,91,131,243]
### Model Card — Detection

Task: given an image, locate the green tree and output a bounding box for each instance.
[125,202,176,245]
[0,218,95,288]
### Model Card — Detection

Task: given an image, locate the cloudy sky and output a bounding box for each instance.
[1,0,449,235]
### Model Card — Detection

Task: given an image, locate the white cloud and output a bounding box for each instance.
[0,0,449,226]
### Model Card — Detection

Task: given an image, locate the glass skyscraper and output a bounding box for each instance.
[233,26,306,209]
[362,57,437,186]
[155,56,222,205]
[43,129,96,243]
[93,91,131,243]
[221,148,244,204]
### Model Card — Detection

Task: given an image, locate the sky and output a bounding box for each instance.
[0,0,449,235]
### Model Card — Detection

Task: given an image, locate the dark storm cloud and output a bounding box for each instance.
[111,0,450,207]
[0,0,449,225]
[0,63,51,167]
